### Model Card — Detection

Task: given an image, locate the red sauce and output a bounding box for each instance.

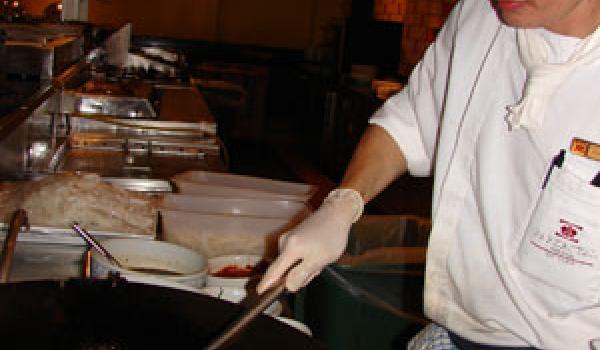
[211,264,255,278]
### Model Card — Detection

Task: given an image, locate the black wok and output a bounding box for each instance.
[0,277,323,349]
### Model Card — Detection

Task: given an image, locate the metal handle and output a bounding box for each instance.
[204,260,302,350]
[0,209,29,283]
[204,278,287,350]
[72,223,122,268]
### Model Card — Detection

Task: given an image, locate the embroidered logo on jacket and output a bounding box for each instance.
[556,219,581,243]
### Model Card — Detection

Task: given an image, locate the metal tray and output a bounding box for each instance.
[49,132,225,178]
[74,93,158,119]
[103,177,174,193]
[0,225,153,246]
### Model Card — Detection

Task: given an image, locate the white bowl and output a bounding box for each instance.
[199,286,282,317]
[206,254,263,287]
[91,238,208,289]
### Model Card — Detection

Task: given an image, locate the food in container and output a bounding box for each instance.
[206,254,263,287]
[161,209,294,258]
[90,238,208,289]
[0,173,158,236]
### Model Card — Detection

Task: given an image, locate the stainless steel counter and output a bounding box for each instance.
[5,241,85,282]
[0,23,226,181]
[0,23,229,283]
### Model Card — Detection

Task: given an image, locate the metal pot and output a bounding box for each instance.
[0,277,323,349]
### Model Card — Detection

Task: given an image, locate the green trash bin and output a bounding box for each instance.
[294,215,430,350]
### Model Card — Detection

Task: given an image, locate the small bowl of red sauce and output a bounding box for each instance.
[206,255,265,287]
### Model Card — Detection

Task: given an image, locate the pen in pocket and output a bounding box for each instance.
[542,149,565,189]
[591,172,600,187]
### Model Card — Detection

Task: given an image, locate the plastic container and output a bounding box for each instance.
[161,209,296,258]
[295,215,431,350]
[159,193,311,219]
[206,254,262,287]
[172,170,317,202]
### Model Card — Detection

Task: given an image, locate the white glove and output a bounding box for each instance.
[256,188,364,293]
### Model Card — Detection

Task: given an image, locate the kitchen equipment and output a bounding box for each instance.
[0,278,323,349]
[159,193,311,219]
[205,270,289,350]
[90,238,208,289]
[160,209,293,258]
[0,23,85,79]
[199,286,282,317]
[48,132,224,178]
[172,170,317,202]
[72,223,123,268]
[206,254,263,287]
[0,209,28,283]
[74,94,158,119]
[0,223,155,246]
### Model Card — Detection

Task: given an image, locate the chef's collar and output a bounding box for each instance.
[506,25,600,130]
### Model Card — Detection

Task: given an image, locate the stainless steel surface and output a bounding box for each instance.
[0,209,28,283]
[57,85,217,135]
[0,22,229,288]
[50,132,223,178]
[68,114,216,136]
[0,224,153,245]
[2,242,85,281]
[0,87,58,179]
[103,177,174,193]
[73,93,158,119]
[72,223,123,268]
[0,23,85,79]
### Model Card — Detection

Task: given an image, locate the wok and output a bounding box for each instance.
[0,277,323,349]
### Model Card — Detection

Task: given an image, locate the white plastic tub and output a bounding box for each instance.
[172,171,316,202]
[161,209,297,258]
[158,193,311,219]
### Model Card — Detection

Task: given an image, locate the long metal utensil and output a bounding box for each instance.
[204,273,288,350]
[72,223,123,268]
[0,209,29,283]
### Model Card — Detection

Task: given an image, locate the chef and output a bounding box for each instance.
[258,0,600,349]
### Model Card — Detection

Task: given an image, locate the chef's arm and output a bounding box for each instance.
[339,124,408,203]
[257,123,409,293]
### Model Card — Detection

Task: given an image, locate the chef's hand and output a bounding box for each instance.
[257,188,364,293]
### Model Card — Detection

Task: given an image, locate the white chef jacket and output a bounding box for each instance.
[370,1,600,349]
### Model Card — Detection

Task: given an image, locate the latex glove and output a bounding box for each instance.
[257,188,364,293]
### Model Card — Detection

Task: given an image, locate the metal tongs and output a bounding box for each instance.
[0,209,29,283]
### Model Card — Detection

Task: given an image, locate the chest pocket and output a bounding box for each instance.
[514,152,600,316]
